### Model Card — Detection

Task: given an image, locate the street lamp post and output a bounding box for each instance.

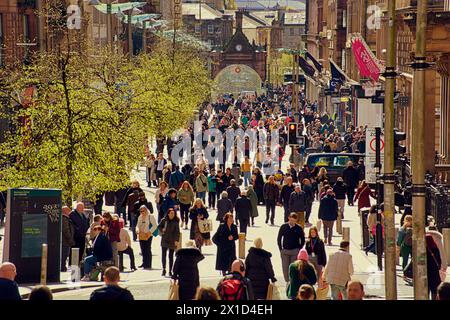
[411,0,429,300]
[383,0,398,300]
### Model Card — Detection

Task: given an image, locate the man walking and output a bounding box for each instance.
[342,161,359,206]
[0,262,21,300]
[277,213,305,283]
[263,176,280,225]
[234,191,252,234]
[289,184,307,229]
[323,241,353,300]
[69,202,90,263]
[318,189,339,246]
[90,267,134,301]
[226,179,241,208]
[216,260,254,300]
[241,156,253,187]
[280,177,295,223]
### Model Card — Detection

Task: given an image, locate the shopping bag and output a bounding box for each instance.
[316,219,322,232]
[266,282,280,300]
[168,280,179,300]
[198,219,213,234]
[316,284,329,300]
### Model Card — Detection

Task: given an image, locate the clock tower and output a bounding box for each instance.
[210,10,267,82]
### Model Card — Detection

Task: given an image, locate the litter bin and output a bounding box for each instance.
[360,208,370,249]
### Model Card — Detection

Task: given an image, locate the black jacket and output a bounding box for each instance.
[217,272,255,300]
[343,166,359,187]
[217,198,233,222]
[226,185,241,206]
[69,210,89,242]
[303,184,314,204]
[289,191,307,212]
[172,248,205,300]
[89,285,134,301]
[93,233,113,262]
[318,195,339,221]
[158,217,180,250]
[213,223,239,271]
[305,237,327,266]
[263,183,279,201]
[280,185,295,205]
[245,247,276,299]
[235,196,252,221]
[332,181,347,200]
[277,223,305,251]
[0,279,21,301]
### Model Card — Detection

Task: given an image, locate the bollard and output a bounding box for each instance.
[71,248,80,282]
[177,232,182,251]
[337,214,343,235]
[40,244,48,286]
[443,228,450,266]
[343,227,350,242]
[238,233,246,259]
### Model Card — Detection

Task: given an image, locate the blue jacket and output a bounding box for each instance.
[161,194,178,215]
[169,170,185,189]
[93,233,113,262]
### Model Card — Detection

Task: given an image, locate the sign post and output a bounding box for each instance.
[2,188,62,284]
[365,128,385,184]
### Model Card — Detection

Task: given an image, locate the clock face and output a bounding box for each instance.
[236,44,243,52]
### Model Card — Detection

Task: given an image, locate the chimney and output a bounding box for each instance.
[236,10,243,30]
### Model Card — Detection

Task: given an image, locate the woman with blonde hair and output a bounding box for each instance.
[177,181,195,230]
[189,198,210,251]
[397,214,413,270]
[317,167,329,191]
[136,205,157,269]
[195,287,220,300]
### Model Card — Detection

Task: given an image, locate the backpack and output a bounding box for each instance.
[219,276,246,300]
[403,227,413,247]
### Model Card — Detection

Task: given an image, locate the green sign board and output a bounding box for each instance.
[21,214,48,258]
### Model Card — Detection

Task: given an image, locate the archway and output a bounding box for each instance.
[212,64,263,100]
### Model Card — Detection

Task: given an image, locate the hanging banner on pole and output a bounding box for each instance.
[351,34,383,82]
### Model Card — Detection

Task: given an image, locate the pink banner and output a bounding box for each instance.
[351,37,381,82]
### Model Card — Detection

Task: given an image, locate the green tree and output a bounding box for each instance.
[0,45,147,205]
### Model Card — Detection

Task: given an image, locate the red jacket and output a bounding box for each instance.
[101,218,121,243]
[354,186,375,210]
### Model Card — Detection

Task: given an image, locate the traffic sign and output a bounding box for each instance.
[366,128,384,184]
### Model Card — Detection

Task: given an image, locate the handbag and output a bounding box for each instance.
[168,280,179,300]
[266,282,280,300]
[198,219,213,234]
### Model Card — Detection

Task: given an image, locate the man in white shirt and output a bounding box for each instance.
[323,240,353,300]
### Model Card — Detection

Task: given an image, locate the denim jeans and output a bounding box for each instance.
[130,213,137,241]
[243,172,251,187]
[330,284,347,300]
[84,255,97,275]
[197,191,206,203]
[116,205,126,223]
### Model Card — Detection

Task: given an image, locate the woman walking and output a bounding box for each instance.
[354,180,375,213]
[287,249,317,300]
[135,205,158,269]
[172,241,205,300]
[426,235,442,300]
[397,215,413,270]
[189,199,210,251]
[253,168,265,205]
[304,227,327,276]
[155,181,169,223]
[213,213,239,275]
[177,181,195,230]
[158,208,180,277]
[244,238,276,300]
[246,185,259,226]
[101,212,121,267]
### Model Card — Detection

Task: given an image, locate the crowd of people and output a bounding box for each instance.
[0,89,449,301]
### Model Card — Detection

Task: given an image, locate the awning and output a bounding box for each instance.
[93,2,146,14]
[121,14,161,24]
